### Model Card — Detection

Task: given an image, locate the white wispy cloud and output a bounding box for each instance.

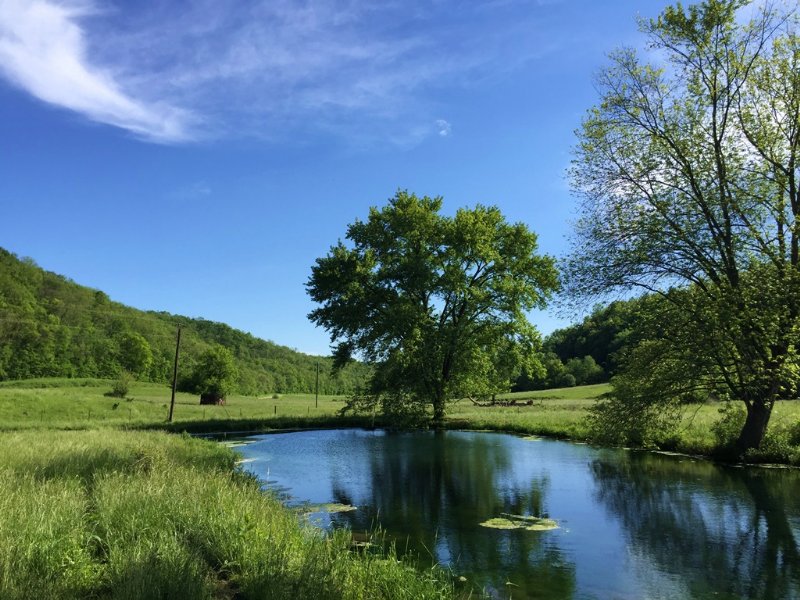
[436,119,452,137]
[0,0,561,144]
[0,0,193,142]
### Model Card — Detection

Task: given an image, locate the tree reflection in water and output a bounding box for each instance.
[328,431,576,599]
[591,452,800,599]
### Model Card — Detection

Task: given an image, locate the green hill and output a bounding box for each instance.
[0,248,369,395]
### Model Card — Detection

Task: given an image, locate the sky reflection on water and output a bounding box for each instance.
[235,429,800,599]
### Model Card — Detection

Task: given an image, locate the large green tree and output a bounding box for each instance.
[190,345,238,403]
[116,332,153,379]
[567,0,800,452]
[307,191,558,424]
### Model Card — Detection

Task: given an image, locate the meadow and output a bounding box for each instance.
[2,379,800,464]
[0,378,347,431]
[0,428,458,599]
[1,377,800,598]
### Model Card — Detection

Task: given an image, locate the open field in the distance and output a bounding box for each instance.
[0,379,347,430]
[2,378,799,463]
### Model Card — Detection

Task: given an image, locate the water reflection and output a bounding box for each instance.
[591,452,800,599]
[235,430,800,600]
[328,431,575,599]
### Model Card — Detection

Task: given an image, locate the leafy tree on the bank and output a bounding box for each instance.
[567,0,800,452]
[307,191,559,424]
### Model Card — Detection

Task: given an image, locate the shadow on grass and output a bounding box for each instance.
[138,414,385,435]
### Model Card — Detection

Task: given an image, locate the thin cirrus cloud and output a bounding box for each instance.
[0,0,561,145]
[0,0,193,142]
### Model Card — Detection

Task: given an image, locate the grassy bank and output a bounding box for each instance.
[2,379,800,463]
[0,378,798,596]
[0,429,458,599]
[449,386,800,464]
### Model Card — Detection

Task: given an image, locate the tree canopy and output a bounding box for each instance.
[189,345,238,400]
[567,0,800,452]
[307,191,559,424]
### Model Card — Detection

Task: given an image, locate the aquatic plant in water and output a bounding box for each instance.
[479,513,558,531]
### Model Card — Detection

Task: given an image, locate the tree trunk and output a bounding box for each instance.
[432,395,446,429]
[735,401,772,454]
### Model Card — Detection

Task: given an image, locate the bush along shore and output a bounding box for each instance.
[0,429,461,599]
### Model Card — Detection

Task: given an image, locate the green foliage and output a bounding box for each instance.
[187,346,238,398]
[0,430,457,599]
[564,356,604,386]
[556,373,576,388]
[109,371,133,399]
[308,190,559,423]
[545,302,634,375]
[117,332,153,378]
[515,352,604,390]
[711,402,746,449]
[567,0,800,451]
[0,247,370,395]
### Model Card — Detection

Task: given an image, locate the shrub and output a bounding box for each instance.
[711,402,746,449]
[556,373,577,388]
[108,371,133,399]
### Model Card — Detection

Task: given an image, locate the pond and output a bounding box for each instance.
[232,429,800,599]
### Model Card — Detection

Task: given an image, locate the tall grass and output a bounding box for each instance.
[0,430,459,599]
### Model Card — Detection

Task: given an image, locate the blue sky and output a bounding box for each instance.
[0,0,665,356]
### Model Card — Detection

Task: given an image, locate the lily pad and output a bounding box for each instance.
[302,503,357,514]
[479,513,558,531]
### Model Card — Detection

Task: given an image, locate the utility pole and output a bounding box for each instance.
[315,361,319,409]
[168,327,182,422]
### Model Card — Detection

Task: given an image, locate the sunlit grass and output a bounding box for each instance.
[2,377,799,463]
[445,384,608,439]
[452,383,800,463]
[0,379,346,431]
[0,429,459,599]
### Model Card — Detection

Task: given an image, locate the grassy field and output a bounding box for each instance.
[0,428,458,599]
[2,379,800,463]
[0,378,609,434]
[453,385,800,462]
[447,384,610,439]
[0,377,798,597]
[0,378,346,430]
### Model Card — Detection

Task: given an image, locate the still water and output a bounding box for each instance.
[233,429,800,599]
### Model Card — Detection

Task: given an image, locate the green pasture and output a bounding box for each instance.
[0,429,456,599]
[0,379,345,430]
[1,378,799,462]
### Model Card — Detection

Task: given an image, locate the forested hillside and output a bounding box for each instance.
[0,248,369,394]
[515,298,646,390]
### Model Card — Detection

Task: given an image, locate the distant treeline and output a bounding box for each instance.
[0,248,370,395]
[515,298,646,390]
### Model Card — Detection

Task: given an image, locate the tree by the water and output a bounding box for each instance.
[307,191,558,424]
[567,0,800,452]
